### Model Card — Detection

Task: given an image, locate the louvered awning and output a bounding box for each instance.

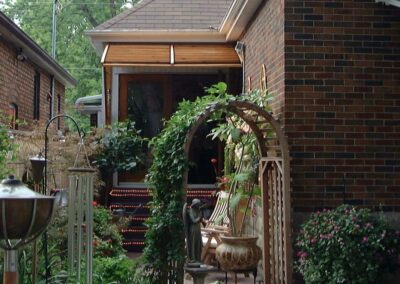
[101,43,241,67]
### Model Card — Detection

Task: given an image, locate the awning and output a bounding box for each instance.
[101,43,241,67]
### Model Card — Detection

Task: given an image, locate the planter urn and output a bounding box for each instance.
[215,235,262,271]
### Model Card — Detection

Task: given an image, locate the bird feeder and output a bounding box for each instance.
[0,175,55,284]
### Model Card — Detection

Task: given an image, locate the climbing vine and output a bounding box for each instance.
[140,83,272,283]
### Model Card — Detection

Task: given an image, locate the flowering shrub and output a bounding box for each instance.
[296,205,400,284]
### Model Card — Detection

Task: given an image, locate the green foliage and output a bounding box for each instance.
[0,204,129,283]
[91,120,146,174]
[141,83,273,282]
[0,114,18,179]
[2,0,139,129]
[208,88,272,236]
[296,205,400,284]
[93,256,136,284]
[92,204,127,257]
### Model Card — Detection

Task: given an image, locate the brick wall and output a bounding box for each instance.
[241,0,286,120]
[0,39,66,130]
[284,0,400,211]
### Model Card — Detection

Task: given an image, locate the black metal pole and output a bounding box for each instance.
[43,114,84,283]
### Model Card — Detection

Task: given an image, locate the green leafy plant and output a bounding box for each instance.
[0,113,18,179]
[91,120,146,174]
[296,205,400,284]
[92,204,127,258]
[93,256,136,284]
[141,82,273,282]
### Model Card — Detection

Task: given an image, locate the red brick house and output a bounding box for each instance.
[0,11,76,129]
[88,0,400,209]
[87,0,400,279]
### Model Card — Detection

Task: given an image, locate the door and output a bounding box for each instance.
[118,74,223,185]
[119,75,171,182]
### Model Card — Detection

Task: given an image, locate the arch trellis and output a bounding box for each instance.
[183,100,292,284]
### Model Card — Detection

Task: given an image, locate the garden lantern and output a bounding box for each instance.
[0,175,55,284]
[30,153,46,183]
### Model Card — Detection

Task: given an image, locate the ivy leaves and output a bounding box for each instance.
[141,83,272,282]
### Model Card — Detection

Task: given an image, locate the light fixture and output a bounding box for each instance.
[235,41,245,63]
[30,153,46,184]
[16,49,27,61]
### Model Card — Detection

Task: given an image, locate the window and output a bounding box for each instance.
[119,74,222,184]
[33,71,40,120]
[8,103,18,130]
[90,113,98,128]
[49,76,54,119]
[57,94,61,129]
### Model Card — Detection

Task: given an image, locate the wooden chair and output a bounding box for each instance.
[201,190,231,265]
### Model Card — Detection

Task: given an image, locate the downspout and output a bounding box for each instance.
[235,41,245,93]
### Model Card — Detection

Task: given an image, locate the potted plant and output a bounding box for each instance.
[209,111,262,271]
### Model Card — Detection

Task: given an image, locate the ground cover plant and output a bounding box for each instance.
[296,205,400,284]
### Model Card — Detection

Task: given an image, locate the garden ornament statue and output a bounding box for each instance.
[0,175,55,284]
[183,198,203,264]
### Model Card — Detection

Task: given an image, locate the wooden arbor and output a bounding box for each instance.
[183,100,292,284]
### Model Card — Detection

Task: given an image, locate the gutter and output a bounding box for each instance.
[0,12,77,87]
[375,0,400,7]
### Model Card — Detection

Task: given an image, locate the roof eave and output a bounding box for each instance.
[221,0,264,41]
[86,0,264,55]
[375,0,400,7]
[85,30,227,55]
[0,12,77,87]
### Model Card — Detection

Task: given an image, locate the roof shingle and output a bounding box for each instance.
[93,0,233,31]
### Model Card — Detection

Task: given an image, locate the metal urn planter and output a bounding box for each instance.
[215,235,262,271]
[0,175,55,284]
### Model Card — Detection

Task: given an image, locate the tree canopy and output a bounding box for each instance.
[2,0,138,128]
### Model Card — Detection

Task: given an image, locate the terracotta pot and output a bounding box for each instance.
[215,235,262,271]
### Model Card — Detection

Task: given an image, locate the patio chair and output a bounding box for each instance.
[201,190,247,265]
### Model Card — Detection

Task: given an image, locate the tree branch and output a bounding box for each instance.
[79,4,99,27]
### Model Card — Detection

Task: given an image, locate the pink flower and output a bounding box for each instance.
[362,236,369,243]
[297,251,308,260]
[311,238,317,244]
[355,224,360,230]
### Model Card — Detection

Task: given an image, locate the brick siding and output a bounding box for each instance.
[241,0,400,212]
[0,39,66,130]
[285,0,400,212]
[241,0,286,119]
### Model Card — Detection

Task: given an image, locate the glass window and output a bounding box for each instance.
[127,82,164,139]
[33,71,40,120]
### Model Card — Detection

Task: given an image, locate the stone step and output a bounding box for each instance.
[110,187,216,252]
